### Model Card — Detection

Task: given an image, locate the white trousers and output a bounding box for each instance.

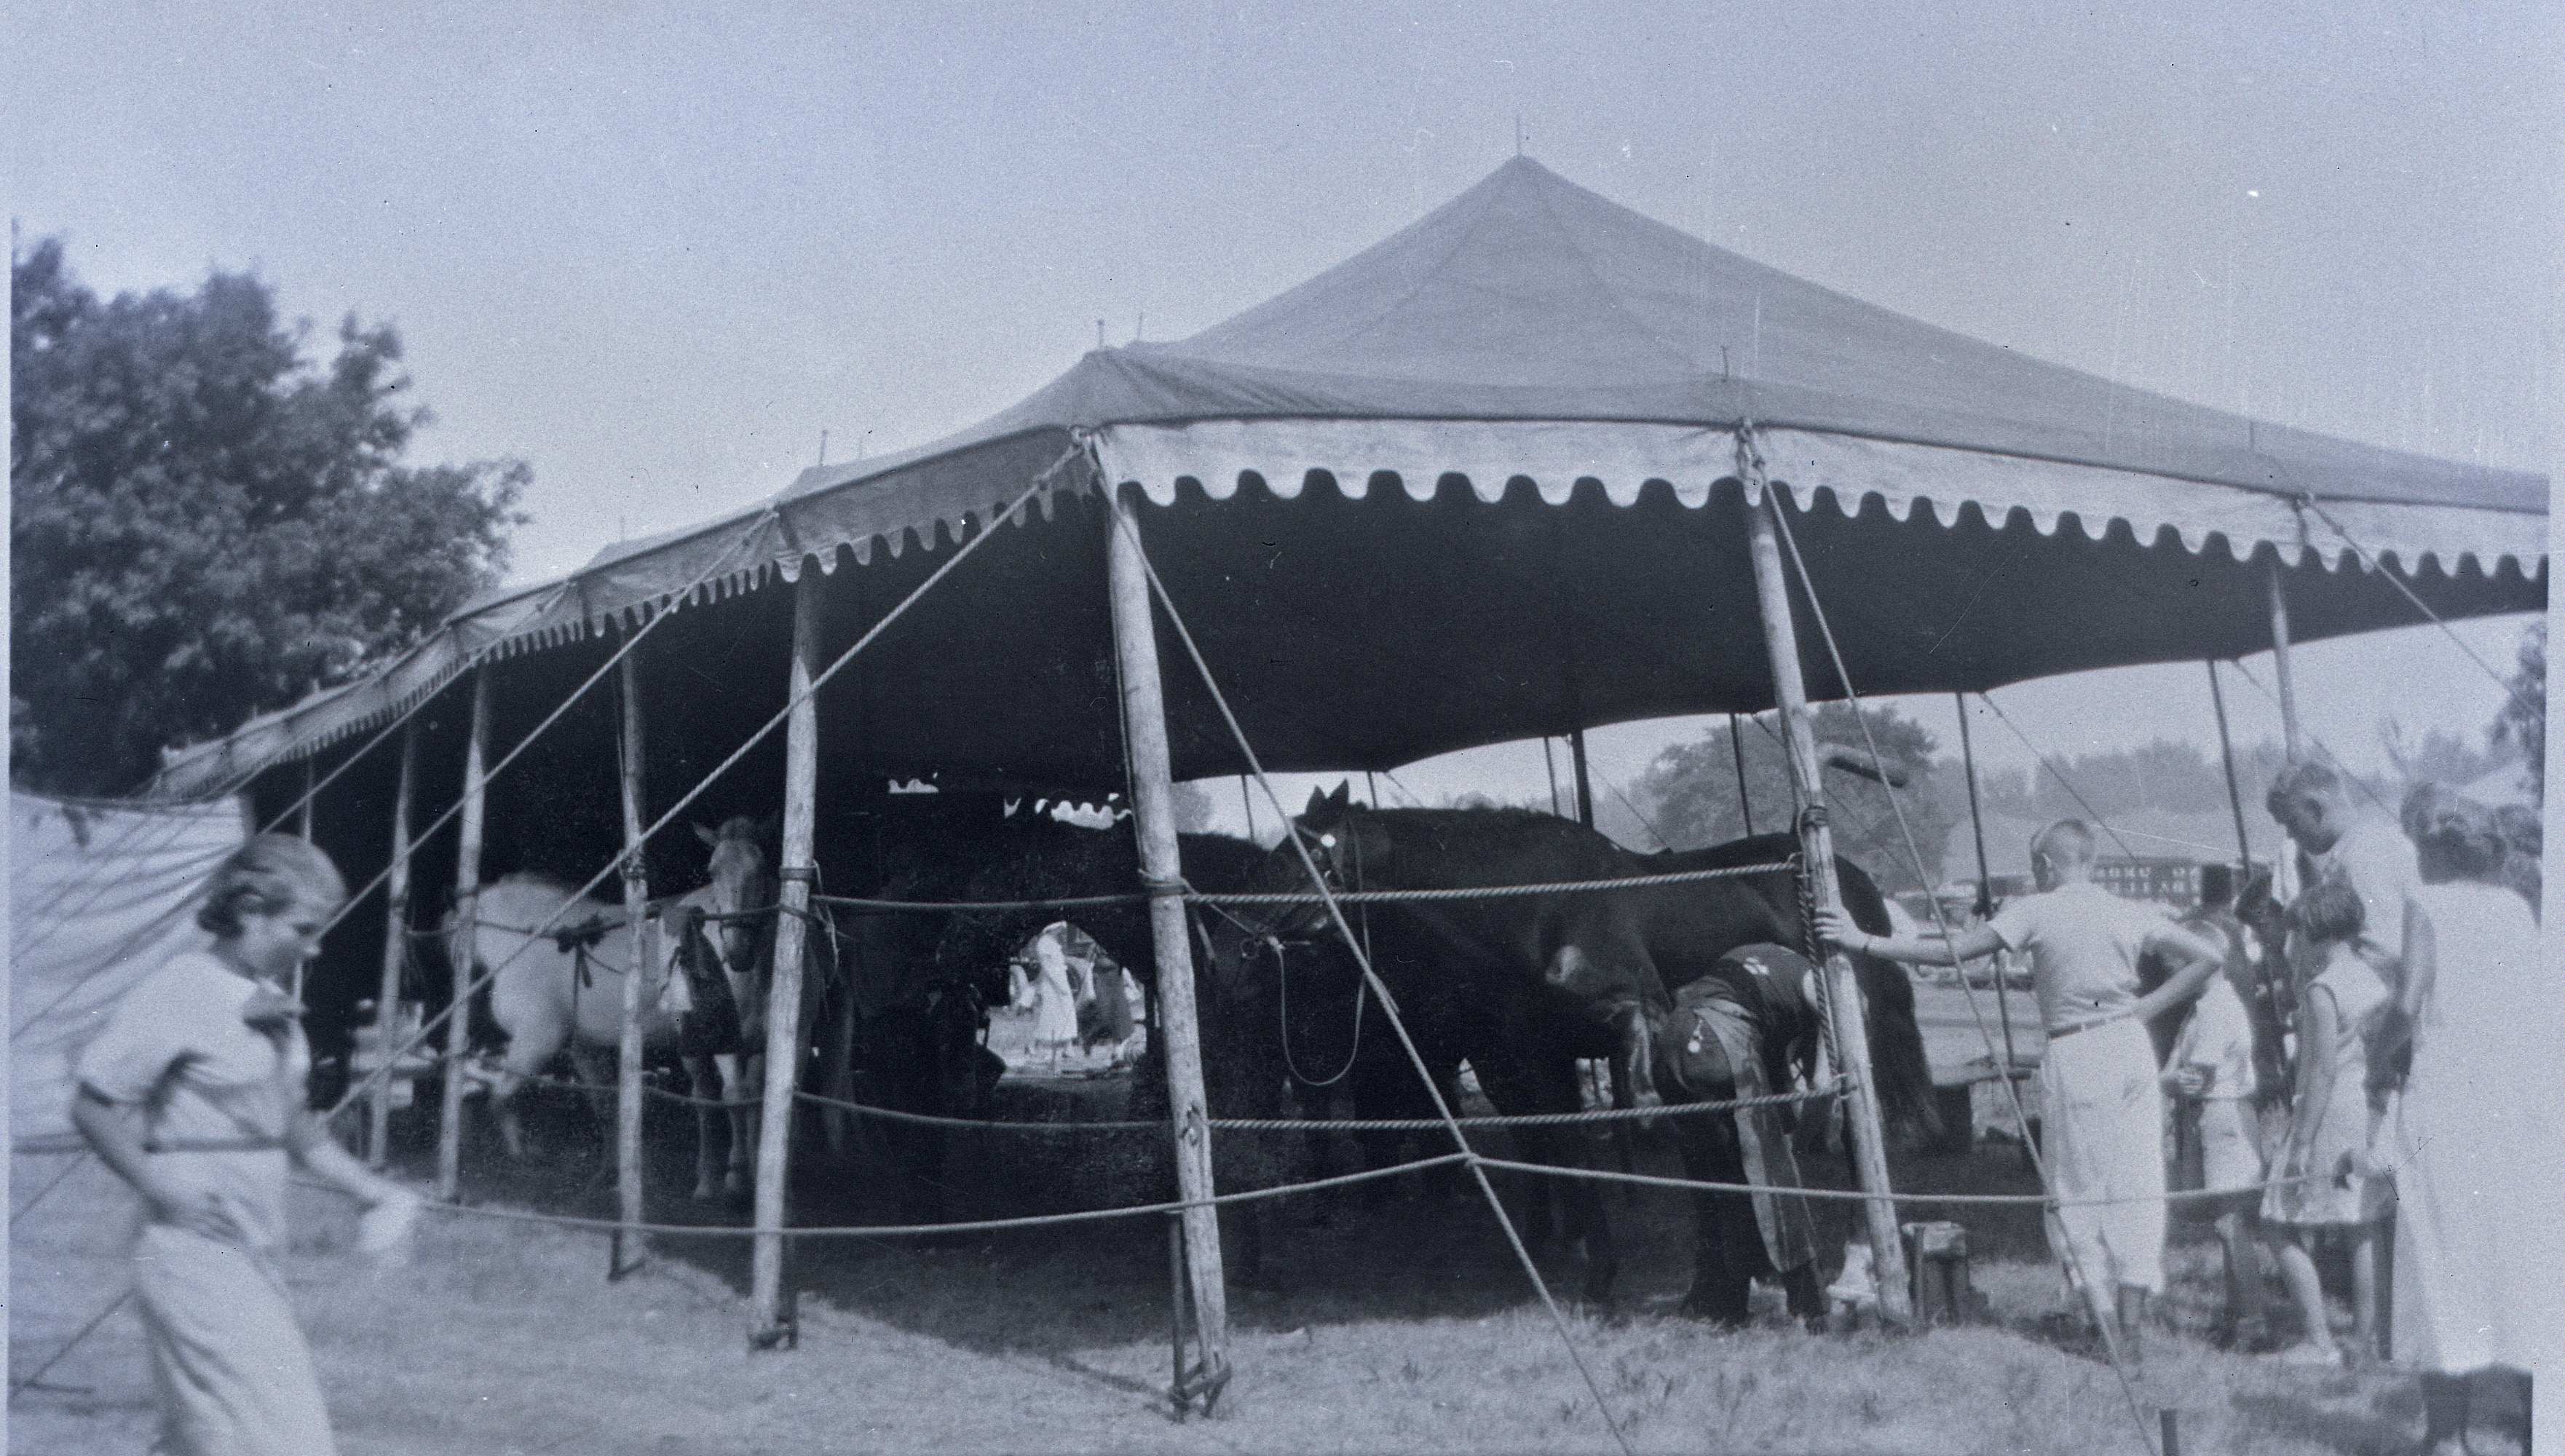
[133,1222,336,1456]
[2038,1019,2166,1296]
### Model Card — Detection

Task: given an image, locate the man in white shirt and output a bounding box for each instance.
[2266,761,2423,976]
[1819,820,2223,1358]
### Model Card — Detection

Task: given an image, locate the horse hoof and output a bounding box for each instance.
[691,1184,718,1203]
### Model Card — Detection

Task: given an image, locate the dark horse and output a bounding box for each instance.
[1214,785,1934,1318]
[927,817,1298,1271]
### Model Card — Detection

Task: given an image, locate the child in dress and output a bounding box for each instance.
[2260,881,2395,1366]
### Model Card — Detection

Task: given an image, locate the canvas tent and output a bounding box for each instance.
[10,792,242,1151]
[152,156,2543,810]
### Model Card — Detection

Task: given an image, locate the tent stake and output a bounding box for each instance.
[1953,695,2015,1078]
[368,722,418,1167]
[1741,476,1913,1327]
[438,669,492,1203]
[616,646,652,1260]
[751,567,823,1348]
[1107,486,1232,1393]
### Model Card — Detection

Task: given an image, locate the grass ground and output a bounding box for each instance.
[11,1058,2432,1456]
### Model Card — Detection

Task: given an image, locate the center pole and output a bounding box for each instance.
[1105,484,1230,1397]
[1740,471,1913,1326]
[750,566,823,1348]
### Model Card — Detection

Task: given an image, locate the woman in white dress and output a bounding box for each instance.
[2389,792,2549,1455]
[1028,924,1082,1070]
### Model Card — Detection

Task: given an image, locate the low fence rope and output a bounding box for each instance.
[800,859,1796,916]
[494,1067,1843,1128]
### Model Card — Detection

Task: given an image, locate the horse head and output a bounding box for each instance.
[692,815,779,988]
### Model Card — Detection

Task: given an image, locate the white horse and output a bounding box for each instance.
[451,816,829,1201]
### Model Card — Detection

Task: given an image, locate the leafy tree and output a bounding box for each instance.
[2492,620,2545,799]
[1633,703,1964,893]
[12,238,526,795]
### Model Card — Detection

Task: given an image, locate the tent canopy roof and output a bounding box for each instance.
[156,159,2544,802]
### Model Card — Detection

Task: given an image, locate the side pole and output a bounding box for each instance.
[750,566,823,1348]
[1742,480,1913,1326]
[2266,557,2302,762]
[1953,695,2015,1076]
[2206,660,2253,874]
[1729,713,1755,836]
[438,669,492,1202]
[368,722,419,1166]
[615,647,652,1255]
[1106,485,1231,1394]
[1568,727,1595,830]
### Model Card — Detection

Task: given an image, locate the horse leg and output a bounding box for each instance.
[1675,1117,1758,1326]
[718,1051,753,1200]
[1476,1056,1616,1306]
[681,1054,723,1201]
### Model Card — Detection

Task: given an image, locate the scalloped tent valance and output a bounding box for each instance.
[151,158,2543,801]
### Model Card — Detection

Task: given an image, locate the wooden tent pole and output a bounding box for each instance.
[1568,727,1595,829]
[2266,557,2302,762]
[1953,694,2015,1076]
[2207,660,2253,874]
[615,646,652,1257]
[1106,485,1230,1395]
[368,722,418,1166]
[438,669,492,1202]
[750,566,823,1348]
[293,758,320,1005]
[1742,480,1913,1326]
[1729,713,1755,836]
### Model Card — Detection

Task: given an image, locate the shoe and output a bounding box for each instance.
[2269,1340,2343,1369]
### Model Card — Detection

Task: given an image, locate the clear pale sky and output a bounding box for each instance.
[12,0,2555,803]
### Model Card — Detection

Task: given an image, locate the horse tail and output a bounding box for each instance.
[1830,864,1941,1143]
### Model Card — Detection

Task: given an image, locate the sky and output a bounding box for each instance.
[11,0,2556,822]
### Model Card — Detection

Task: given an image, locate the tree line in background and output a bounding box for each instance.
[11,239,528,796]
[1604,626,2543,895]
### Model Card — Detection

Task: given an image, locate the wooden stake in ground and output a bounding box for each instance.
[1740,472,1913,1327]
[1106,486,1230,1398]
[438,669,493,1202]
[369,721,419,1166]
[616,646,653,1259]
[750,566,823,1348]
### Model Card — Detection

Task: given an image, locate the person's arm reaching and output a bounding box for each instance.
[1812,906,2002,965]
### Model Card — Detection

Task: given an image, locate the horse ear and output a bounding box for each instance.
[1329,781,1351,810]
[693,822,719,848]
[1303,786,1330,818]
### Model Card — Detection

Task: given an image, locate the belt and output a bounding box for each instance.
[2043,1012,2132,1040]
[143,1136,289,1153]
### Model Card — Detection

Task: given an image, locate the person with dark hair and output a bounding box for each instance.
[1819,820,2224,1359]
[69,834,419,1456]
[2261,880,2393,1367]
[2388,792,2551,1455]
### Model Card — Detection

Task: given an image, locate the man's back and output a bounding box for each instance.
[1989,882,2167,1032]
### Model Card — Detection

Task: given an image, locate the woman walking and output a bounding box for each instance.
[70,834,419,1456]
[2390,792,2550,1455]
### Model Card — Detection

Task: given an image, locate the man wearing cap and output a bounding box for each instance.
[1818,819,2223,1358]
